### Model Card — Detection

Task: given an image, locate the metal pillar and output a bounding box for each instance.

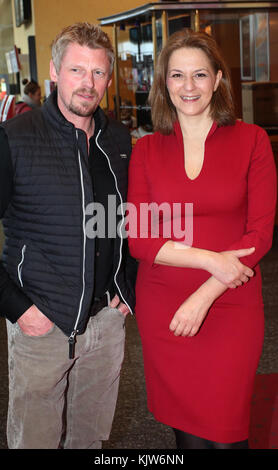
[191,9,200,31]
[162,10,168,46]
[113,23,120,121]
[152,11,157,68]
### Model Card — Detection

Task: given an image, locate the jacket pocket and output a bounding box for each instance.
[17,244,26,287]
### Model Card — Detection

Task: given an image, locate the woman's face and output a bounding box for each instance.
[166,47,222,122]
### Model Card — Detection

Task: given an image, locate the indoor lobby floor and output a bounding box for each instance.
[0,229,277,450]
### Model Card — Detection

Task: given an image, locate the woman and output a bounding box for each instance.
[128,29,277,449]
[15,79,41,114]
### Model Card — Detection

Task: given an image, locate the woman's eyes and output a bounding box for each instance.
[170,72,208,79]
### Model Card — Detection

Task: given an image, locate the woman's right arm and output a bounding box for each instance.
[155,241,254,288]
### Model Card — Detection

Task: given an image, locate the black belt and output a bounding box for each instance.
[90,290,114,317]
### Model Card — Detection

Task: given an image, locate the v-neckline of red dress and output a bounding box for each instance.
[173,120,218,182]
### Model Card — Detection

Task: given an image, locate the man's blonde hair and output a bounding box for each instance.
[51,22,115,75]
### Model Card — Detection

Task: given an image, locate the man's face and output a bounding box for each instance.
[50,42,112,121]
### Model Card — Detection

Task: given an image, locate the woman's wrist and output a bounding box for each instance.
[194,248,217,273]
[195,276,227,304]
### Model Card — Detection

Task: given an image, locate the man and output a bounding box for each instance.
[0,23,137,449]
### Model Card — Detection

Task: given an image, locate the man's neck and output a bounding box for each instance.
[57,97,95,140]
[68,113,95,140]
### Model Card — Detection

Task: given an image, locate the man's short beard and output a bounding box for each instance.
[69,103,95,117]
[69,88,99,117]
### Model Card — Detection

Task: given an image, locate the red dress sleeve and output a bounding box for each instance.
[226,126,277,267]
[127,136,170,265]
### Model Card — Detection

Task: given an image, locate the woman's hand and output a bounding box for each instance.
[206,247,255,288]
[169,289,212,337]
[169,271,244,337]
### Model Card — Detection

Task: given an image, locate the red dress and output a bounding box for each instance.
[128,120,277,443]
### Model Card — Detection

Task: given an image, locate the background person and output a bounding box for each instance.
[128,29,276,449]
[15,79,42,114]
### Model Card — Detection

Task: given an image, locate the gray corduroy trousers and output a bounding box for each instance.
[6,307,126,449]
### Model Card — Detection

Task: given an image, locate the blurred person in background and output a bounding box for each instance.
[15,79,42,114]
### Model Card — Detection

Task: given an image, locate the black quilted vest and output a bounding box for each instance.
[1,90,133,337]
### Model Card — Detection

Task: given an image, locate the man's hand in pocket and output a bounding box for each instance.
[17,305,54,336]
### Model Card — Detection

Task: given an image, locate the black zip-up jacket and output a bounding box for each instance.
[0,90,137,342]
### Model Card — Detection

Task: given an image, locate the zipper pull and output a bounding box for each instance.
[68,330,78,359]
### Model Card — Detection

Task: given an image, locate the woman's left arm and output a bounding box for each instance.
[170,127,277,337]
[224,127,277,267]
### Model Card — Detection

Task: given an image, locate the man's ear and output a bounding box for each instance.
[49,60,58,82]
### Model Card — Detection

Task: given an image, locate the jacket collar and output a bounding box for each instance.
[43,88,109,134]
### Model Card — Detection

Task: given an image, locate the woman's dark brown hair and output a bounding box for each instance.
[22,78,40,96]
[149,28,236,134]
